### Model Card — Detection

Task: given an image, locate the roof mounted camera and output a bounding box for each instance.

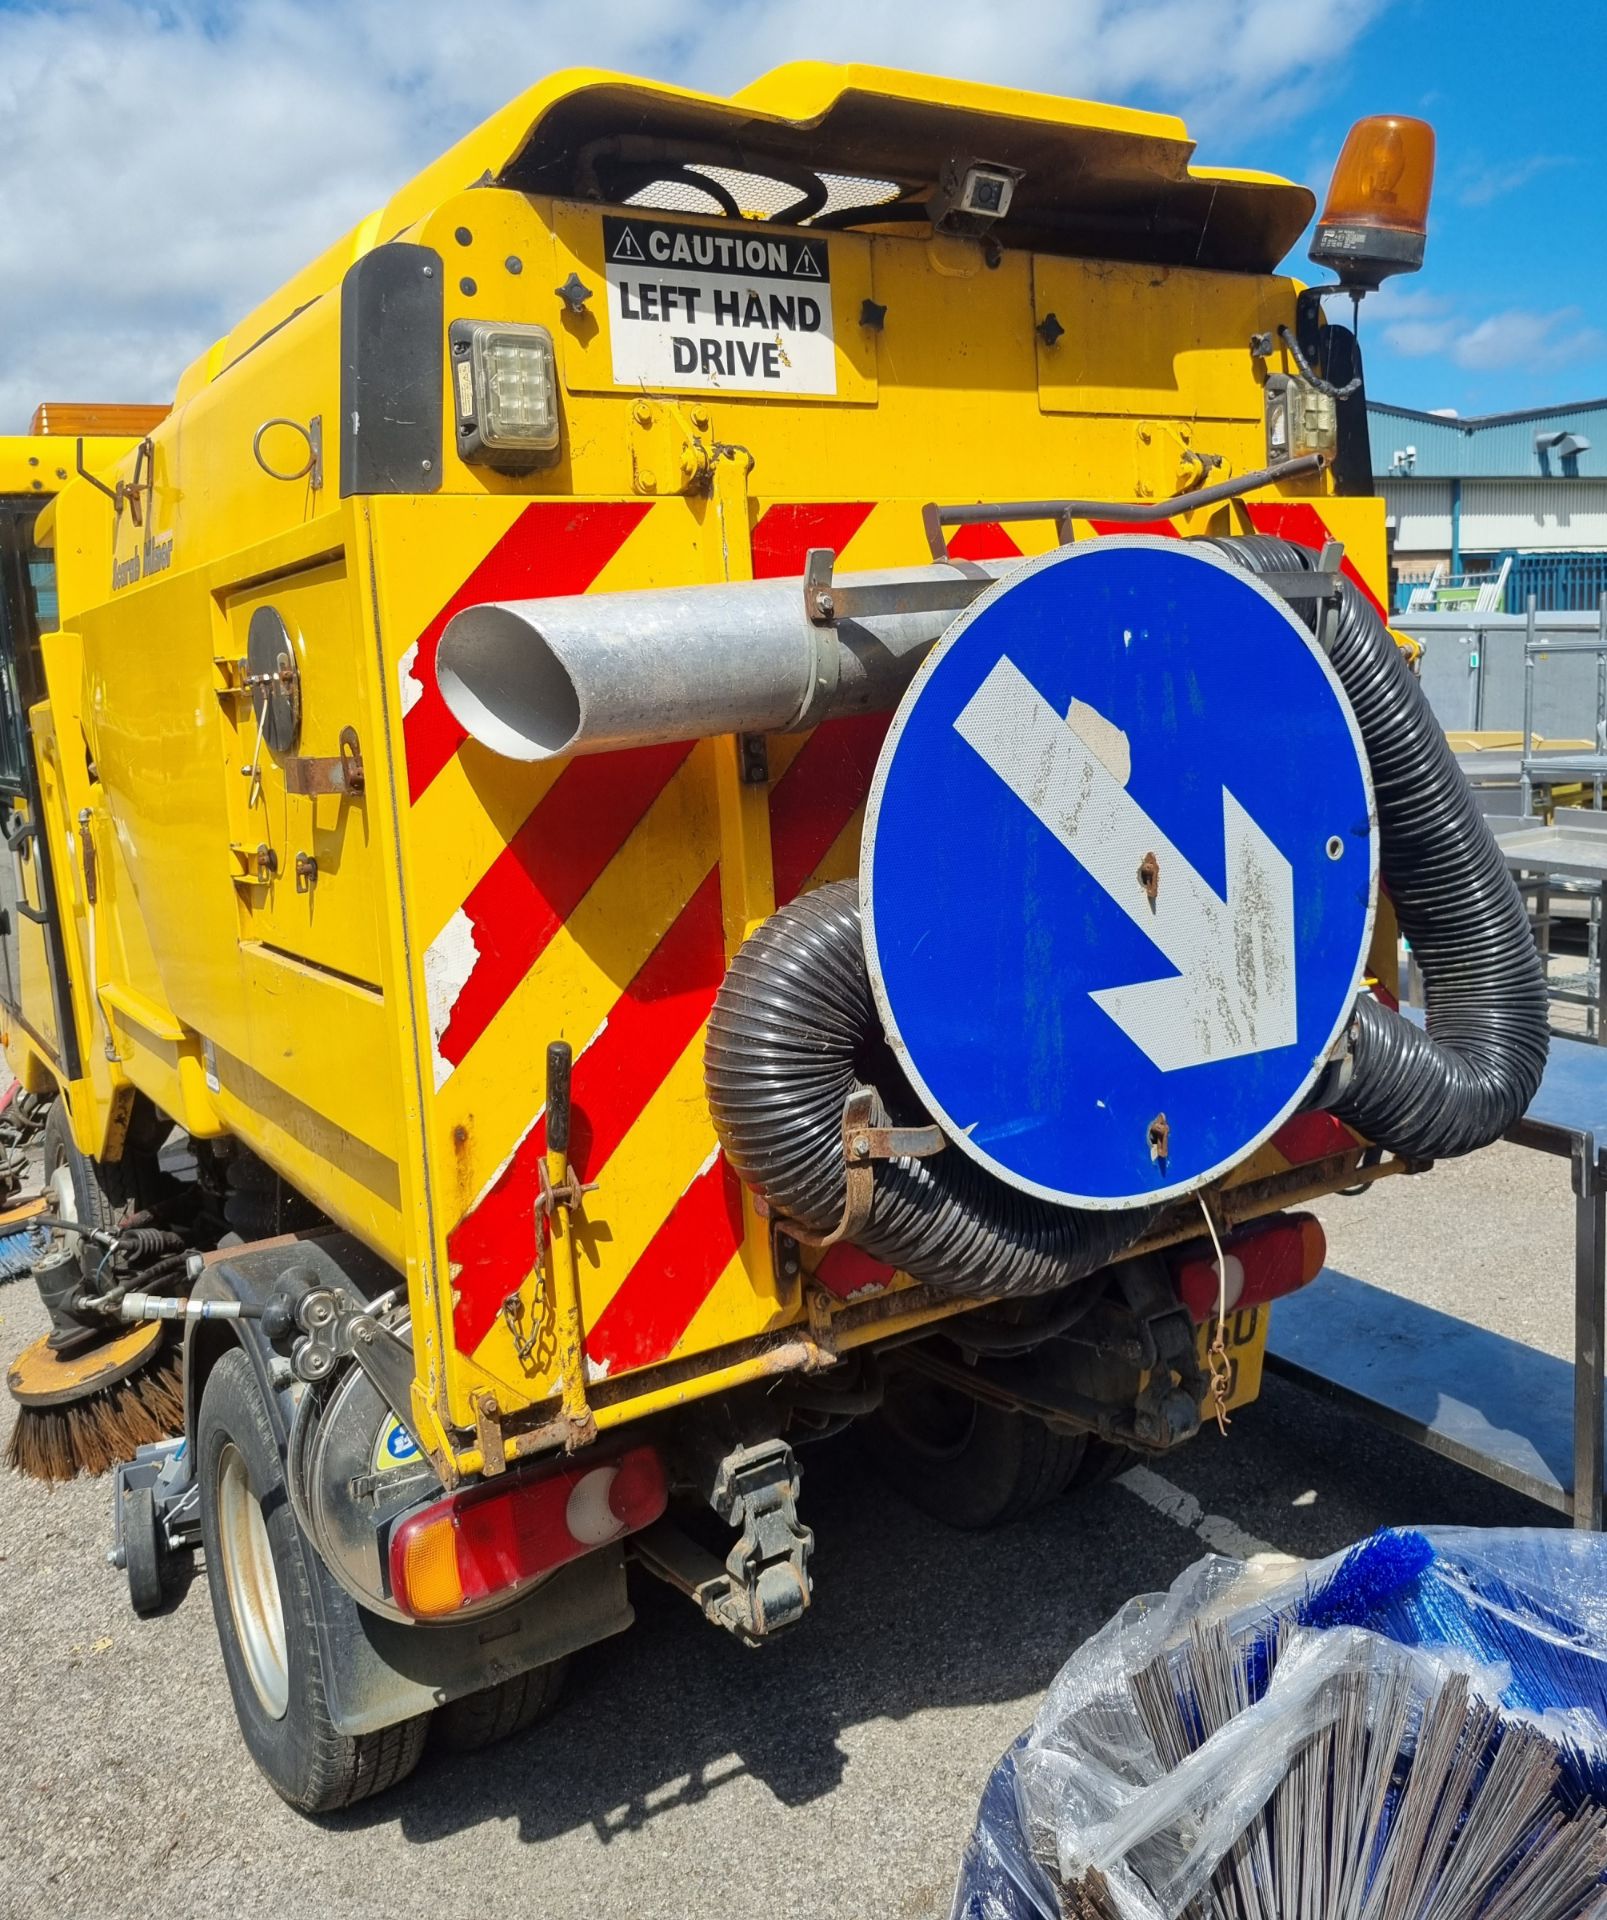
[930,157,1023,236]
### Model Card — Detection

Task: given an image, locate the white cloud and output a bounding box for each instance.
[1455,152,1573,208]
[0,0,1383,429]
[1456,308,1607,373]
[1369,286,1607,373]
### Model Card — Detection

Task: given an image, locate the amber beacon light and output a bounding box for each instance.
[1309,115,1435,290]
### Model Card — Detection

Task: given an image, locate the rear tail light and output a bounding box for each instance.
[1169,1213,1326,1324]
[389,1444,667,1620]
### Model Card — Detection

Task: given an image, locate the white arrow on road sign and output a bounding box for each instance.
[954,655,1297,1072]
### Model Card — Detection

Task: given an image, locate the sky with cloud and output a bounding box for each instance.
[1,0,1602,431]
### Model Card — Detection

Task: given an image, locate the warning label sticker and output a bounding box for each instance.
[371,1415,422,1474]
[602,215,835,395]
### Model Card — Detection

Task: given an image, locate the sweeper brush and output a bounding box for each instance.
[6,1320,184,1482]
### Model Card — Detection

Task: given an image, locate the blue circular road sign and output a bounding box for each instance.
[861,538,1376,1210]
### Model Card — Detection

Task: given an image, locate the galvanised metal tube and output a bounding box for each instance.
[434,561,1018,762]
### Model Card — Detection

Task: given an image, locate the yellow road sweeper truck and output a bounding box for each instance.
[1,65,1542,1810]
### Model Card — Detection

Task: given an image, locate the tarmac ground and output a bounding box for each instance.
[0,1140,1579,1920]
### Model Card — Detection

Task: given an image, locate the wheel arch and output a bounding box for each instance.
[183,1313,254,1455]
[183,1233,634,1743]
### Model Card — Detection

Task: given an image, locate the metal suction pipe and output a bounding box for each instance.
[434,561,1018,762]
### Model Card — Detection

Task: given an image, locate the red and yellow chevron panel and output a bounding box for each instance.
[375,486,1387,1431]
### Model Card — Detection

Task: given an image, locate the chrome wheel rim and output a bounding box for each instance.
[217,1442,289,1719]
[46,1158,76,1221]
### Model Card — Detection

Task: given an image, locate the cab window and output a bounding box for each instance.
[0,505,53,798]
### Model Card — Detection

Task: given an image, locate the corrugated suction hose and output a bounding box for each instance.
[704,880,1154,1299]
[1206,534,1548,1159]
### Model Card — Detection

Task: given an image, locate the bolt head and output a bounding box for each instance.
[633,400,654,427]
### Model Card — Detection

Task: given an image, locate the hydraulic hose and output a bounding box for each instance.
[704,880,1154,1299]
[1206,535,1548,1160]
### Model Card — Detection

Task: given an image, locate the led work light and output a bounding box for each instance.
[450,320,561,469]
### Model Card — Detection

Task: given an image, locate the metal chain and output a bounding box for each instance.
[1197,1192,1234,1434]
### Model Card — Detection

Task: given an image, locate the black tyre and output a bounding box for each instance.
[863,1370,1088,1529]
[197,1349,428,1811]
[42,1097,164,1241]
[123,1484,166,1616]
[432,1658,570,1753]
[1069,1439,1136,1489]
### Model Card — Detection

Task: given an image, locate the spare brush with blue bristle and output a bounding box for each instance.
[0,1223,47,1281]
[1290,1528,1607,1801]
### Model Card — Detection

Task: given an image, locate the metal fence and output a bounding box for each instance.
[1506,552,1607,614]
[1398,554,1607,617]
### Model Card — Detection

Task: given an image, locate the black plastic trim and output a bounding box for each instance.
[1324,324,1373,498]
[339,245,444,497]
[1310,223,1426,279]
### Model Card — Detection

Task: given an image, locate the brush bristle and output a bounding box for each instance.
[5,1346,183,1482]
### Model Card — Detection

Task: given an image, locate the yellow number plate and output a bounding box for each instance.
[1196,1305,1269,1413]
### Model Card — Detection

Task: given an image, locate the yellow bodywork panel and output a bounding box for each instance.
[1033,260,1290,422]
[11,64,1394,1474]
[219,559,386,989]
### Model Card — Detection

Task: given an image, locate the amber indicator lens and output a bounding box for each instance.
[1310,114,1435,287]
[1320,114,1435,234]
[29,402,170,438]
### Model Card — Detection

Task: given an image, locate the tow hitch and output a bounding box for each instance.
[632,1438,814,1642]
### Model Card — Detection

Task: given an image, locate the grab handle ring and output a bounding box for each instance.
[252,416,323,490]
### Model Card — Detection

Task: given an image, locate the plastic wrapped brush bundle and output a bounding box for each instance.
[953,1529,1607,1920]
[0,1222,45,1281]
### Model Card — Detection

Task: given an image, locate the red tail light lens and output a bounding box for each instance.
[390,1444,667,1620]
[1169,1213,1326,1323]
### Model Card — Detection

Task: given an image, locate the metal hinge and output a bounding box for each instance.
[229,841,279,887]
[283,725,365,798]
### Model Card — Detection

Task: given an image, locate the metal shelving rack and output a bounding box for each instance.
[1500,594,1607,1039]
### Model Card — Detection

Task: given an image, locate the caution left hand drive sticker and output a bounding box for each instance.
[603,215,835,395]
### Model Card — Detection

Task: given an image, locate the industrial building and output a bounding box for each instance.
[1371,398,1607,611]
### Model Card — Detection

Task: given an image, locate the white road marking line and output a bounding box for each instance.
[1116,1461,1278,1559]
